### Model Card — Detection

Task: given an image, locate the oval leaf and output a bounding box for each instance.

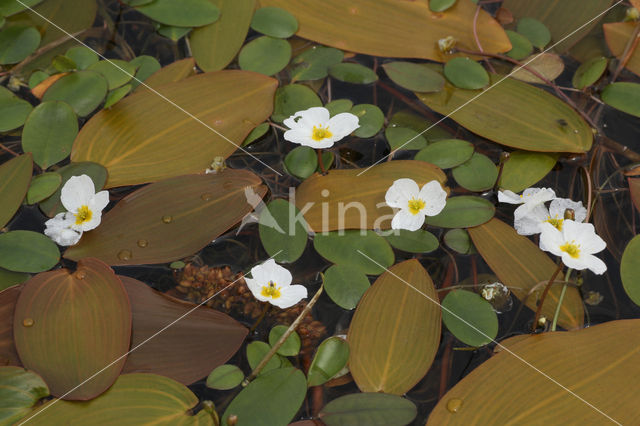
[516,17,551,49]
[383,229,439,253]
[320,393,417,426]
[290,46,344,82]
[87,59,137,90]
[0,25,40,64]
[284,146,318,179]
[314,231,394,275]
[251,6,298,38]
[0,87,33,131]
[451,152,497,192]
[425,196,495,228]
[135,0,219,27]
[307,336,350,387]
[441,290,498,347]
[499,151,558,193]
[0,153,32,228]
[0,366,49,425]
[329,62,378,84]
[259,199,308,263]
[41,71,108,117]
[444,57,489,90]
[621,235,640,307]
[415,139,474,169]
[269,325,301,356]
[238,36,292,76]
[0,231,58,273]
[572,56,608,89]
[382,61,445,92]
[271,83,322,122]
[323,264,370,310]
[206,364,244,390]
[601,82,640,118]
[351,103,384,138]
[26,172,61,205]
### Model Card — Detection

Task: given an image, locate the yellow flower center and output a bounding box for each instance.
[546,217,564,230]
[74,205,93,225]
[560,241,580,258]
[407,198,426,215]
[261,281,281,299]
[311,125,332,141]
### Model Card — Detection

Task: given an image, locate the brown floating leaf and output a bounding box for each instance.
[629,178,640,214]
[0,153,32,229]
[348,259,441,395]
[510,53,565,84]
[468,218,583,330]
[71,70,277,188]
[64,169,266,266]
[0,285,21,366]
[30,73,67,99]
[137,57,197,91]
[258,0,510,61]
[294,160,446,232]
[120,276,248,385]
[428,320,640,424]
[603,22,640,77]
[12,259,131,400]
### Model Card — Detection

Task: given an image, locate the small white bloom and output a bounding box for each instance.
[385,178,447,231]
[244,259,308,309]
[283,107,359,149]
[60,175,109,232]
[514,197,587,236]
[44,212,83,246]
[498,187,556,220]
[539,220,607,274]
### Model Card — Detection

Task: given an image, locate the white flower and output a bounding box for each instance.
[244,259,308,309]
[498,187,556,220]
[44,212,82,246]
[385,178,447,231]
[515,197,587,236]
[539,220,607,274]
[60,175,109,232]
[283,107,359,149]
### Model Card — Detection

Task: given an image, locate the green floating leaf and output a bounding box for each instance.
[0,25,40,64]
[206,364,244,391]
[314,230,395,275]
[26,172,61,204]
[135,0,220,27]
[325,99,353,116]
[621,235,640,307]
[222,367,307,426]
[269,325,301,356]
[259,199,308,263]
[429,0,456,12]
[251,6,298,38]
[272,83,322,122]
[499,151,558,193]
[103,84,132,109]
[572,56,608,89]
[0,268,29,291]
[247,341,280,375]
[284,146,317,179]
[444,57,489,90]
[157,25,191,41]
[0,0,43,17]
[452,152,497,192]
[0,367,49,425]
[291,46,343,81]
[415,139,474,169]
[383,229,439,253]
[505,30,533,60]
[0,153,32,228]
[51,55,76,73]
[28,71,48,89]
[243,122,270,146]
[382,61,444,92]
[87,59,137,90]
[21,101,78,169]
[426,196,495,228]
[389,110,451,141]
[329,62,378,84]
[385,126,427,150]
[0,86,33,132]
[0,231,58,273]
[129,55,161,89]
[351,103,384,138]
[320,393,417,426]
[307,337,349,387]
[601,82,640,118]
[238,36,291,76]
[65,46,98,70]
[441,290,498,347]
[41,71,108,117]
[323,264,370,310]
[516,17,551,49]
[444,228,476,254]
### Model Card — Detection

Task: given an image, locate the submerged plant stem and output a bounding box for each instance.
[551,268,573,331]
[532,261,563,332]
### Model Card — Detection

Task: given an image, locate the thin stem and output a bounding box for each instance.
[551,268,573,331]
[0,142,19,156]
[532,261,563,332]
[317,149,327,174]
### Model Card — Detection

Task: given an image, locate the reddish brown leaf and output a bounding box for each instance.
[0,285,21,366]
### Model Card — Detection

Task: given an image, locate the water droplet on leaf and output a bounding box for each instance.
[447,398,463,413]
[118,249,132,261]
[201,193,213,201]
[162,215,173,223]
[22,318,34,327]
[74,271,86,280]
[137,239,148,248]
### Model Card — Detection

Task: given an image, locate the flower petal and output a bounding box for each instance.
[327,112,359,139]
[391,209,425,231]
[548,198,586,222]
[514,204,549,235]
[538,222,564,256]
[562,220,606,254]
[271,263,293,288]
[497,190,523,204]
[583,254,607,275]
[270,285,308,309]
[60,175,96,212]
[44,213,82,246]
[418,180,447,216]
[385,178,419,208]
[91,190,110,212]
[283,129,315,146]
[244,277,267,301]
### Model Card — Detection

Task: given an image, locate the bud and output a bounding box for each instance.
[625,7,639,21]
[205,156,226,174]
[438,36,457,54]
[226,415,238,426]
[563,208,575,221]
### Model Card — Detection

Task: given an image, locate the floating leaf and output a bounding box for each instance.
[388,110,451,141]
[26,172,61,204]
[0,86,33,131]
[416,74,593,153]
[243,122,270,146]
[190,0,256,72]
[307,336,349,387]
[427,320,640,424]
[444,57,489,89]
[247,341,281,373]
[314,231,394,275]
[102,84,132,109]
[72,70,277,187]
[385,126,427,150]
[295,160,446,232]
[0,154,32,228]
[238,36,291,76]
[320,393,417,426]
[516,17,551,49]
[348,260,440,394]
[468,218,583,330]
[50,55,76,72]
[621,235,640,307]
[259,199,308,263]
[21,101,78,169]
[28,71,49,89]
[425,196,495,228]
[441,290,498,347]
[222,367,307,426]
[291,46,344,81]
[383,229,439,253]
[351,103,384,138]
[41,71,108,117]
[323,264,370,310]
[325,99,353,116]
[120,276,247,384]
[272,83,322,122]
[27,373,213,424]
[138,57,196,90]
[0,0,43,17]
[510,53,564,84]
[0,367,49,425]
[0,268,29,291]
[87,59,137,90]
[128,55,161,89]
[601,82,640,118]
[157,25,191,41]
[269,325,301,356]
[572,56,608,89]
[251,6,298,38]
[505,30,533,60]
[65,46,98,70]
[329,63,378,84]
[64,170,266,265]
[135,0,220,27]
[499,151,558,193]
[0,285,21,365]
[415,139,474,169]
[444,228,475,254]
[0,25,40,64]
[259,0,510,61]
[284,146,317,179]
[603,22,640,77]
[382,61,444,92]
[429,0,456,12]
[0,231,58,273]
[452,153,498,192]
[13,259,131,400]
[206,365,244,390]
